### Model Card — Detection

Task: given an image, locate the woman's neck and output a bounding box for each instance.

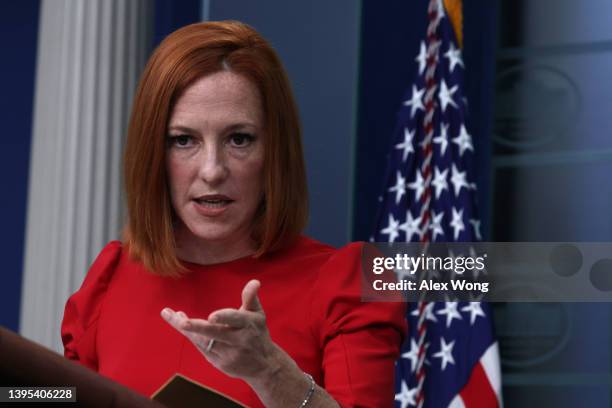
[173,225,256,265]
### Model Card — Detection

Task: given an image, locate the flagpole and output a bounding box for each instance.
[415,0,443,406]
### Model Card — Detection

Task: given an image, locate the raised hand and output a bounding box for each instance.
[161,279,282,381]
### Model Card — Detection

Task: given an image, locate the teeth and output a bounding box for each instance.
[196,199,229,208]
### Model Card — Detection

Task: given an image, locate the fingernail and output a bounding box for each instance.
[161,308,171,319]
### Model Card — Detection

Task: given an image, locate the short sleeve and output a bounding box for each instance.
[311,242,407,407]
[61,241,122,370]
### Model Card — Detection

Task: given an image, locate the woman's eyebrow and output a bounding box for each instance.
[167,122,259,134]
[224,123,258,132]
[167,125,198,134]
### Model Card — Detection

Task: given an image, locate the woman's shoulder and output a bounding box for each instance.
[81,240,124,288]
[64,240,125,312]
[92,240,124,264]
[61,240,126,365]
[283,235,364,263]
[292,236,365,275]
[275,236,367,293]
[301,236,407,347]
[259,237,365,288]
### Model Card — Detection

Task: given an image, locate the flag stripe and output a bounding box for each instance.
[449,395,466,408]
[458,362,499,408]
[480,342,503,404]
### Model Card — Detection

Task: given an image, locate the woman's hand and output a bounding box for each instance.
[160,279,282,382]
[161,279,340,408]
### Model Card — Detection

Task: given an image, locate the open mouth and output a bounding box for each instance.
[194,198,233,208]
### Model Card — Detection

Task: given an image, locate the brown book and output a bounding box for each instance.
[151,374,248,408]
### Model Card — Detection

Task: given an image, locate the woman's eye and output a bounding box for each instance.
[229,133,255,147]
[168,135,193,148]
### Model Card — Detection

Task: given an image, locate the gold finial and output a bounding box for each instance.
[444,0,463,48]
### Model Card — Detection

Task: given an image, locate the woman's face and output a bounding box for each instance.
[166,71,265,254]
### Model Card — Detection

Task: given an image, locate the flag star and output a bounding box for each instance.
[394,381,417,408]
[400,210,422,241]
[468,292,485,303]
[433,337,456,371]
[431,167,449,199]
[388,171,407,205]
[380,214,400,242]
[444,43,464,72]
[469,246,487,279]
[415,41,427,75]
[469,219,482,240]
[452,124,474,156]
[461,302,486,325]
[395,128,415,162]
[401,338,420,373]
[436,301,463,328]
[438,79,458,112]
[450,207,465,240]
[433,123,450,156]
[407,170,426,201]
[429,211,445,241]
[450,164,469,196]
[410,302,438,323]
[403,85,425,118]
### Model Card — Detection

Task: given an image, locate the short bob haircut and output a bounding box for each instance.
[123,21,308,275]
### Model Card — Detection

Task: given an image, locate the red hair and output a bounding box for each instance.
[123,21,308,275]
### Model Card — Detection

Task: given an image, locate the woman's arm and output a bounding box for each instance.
[161,280,340,407]
[241,339,339,408]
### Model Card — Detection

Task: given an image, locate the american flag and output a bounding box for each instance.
[370,1,502,407]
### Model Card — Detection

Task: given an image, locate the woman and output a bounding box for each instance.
[62,21,405,407]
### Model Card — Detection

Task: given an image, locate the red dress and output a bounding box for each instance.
[61,236,406,407]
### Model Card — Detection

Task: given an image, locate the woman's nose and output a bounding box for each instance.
[198,145,229,185]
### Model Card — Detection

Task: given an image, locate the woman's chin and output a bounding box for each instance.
[189,230,233,244]
[181,223,242,245]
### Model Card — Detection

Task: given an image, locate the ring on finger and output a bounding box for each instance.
[205,338,215,353]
